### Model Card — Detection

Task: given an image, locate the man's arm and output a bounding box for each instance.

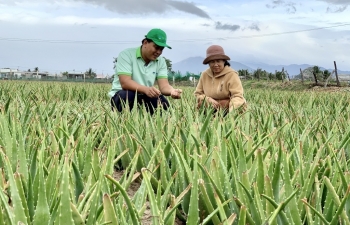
[119,75,161,98]
[157,78,182,98]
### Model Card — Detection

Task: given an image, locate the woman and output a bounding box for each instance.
[194,45,246,113]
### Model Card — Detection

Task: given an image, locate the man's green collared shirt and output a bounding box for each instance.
[108,47,168,98]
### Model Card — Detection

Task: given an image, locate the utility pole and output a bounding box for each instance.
[300,68,304,84]
[334,61,340,87]
[172,72,175,86]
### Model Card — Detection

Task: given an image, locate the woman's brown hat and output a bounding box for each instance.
[203,45,230,64]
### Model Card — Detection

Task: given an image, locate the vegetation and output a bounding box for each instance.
[85,68,97,79]
[0,81,350,225]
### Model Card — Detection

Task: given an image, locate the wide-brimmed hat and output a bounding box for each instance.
[145,28,172,49]
[203,45,230,64]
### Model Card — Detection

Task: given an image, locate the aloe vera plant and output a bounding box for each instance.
[0,81,350,225]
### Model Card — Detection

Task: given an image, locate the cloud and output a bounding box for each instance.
[318,0,350,4]
[326,5,348,12]
[266,0,297,13]
[266,0,286,8]
[248,23,260,31]
[75,0,211,19]
[215,22,240,31]
[166,1,210,19]
[0,0,211,19]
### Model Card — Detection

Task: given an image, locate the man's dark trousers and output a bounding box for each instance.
[111,90,169,115]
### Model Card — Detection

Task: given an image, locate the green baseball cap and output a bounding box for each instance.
[145,28,172,49]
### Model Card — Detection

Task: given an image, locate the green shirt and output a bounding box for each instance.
[108,46,168,98]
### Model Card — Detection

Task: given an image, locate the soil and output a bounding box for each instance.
[113,170,185,225]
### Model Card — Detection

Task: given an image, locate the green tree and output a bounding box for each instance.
[85,68,97,79]
[268,72,275,80]
[275,70,285,81]
[62,71,69,77]
[238,69,250,79]
[312,66,321,85]
[323,69,331,81]
[113,57,117,69]
[33,67,39,77]
[253,68,264,80]
[163,57,172,73]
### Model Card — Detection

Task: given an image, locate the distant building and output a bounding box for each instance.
[0,68,21,79]
[66,71,84,79]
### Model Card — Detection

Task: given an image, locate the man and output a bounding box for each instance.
[108,28,182,115]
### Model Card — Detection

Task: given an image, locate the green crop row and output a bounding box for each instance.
[0,81,349,225]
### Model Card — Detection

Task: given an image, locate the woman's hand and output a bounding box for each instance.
[207,97,220,109]
[217,99,230,109]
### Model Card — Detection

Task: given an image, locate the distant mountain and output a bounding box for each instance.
[172,56,350,76]
[172,56,253,74]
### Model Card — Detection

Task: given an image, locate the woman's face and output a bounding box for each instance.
[209,59,225,75]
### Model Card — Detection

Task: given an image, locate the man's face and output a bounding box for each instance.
[143,40,164,62]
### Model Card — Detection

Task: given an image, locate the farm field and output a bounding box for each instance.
[0,80,350,225]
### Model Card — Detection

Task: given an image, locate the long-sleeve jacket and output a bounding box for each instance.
[194,66,246,112]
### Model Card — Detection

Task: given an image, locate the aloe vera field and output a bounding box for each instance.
[0,80,350,225]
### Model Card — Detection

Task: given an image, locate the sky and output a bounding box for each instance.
[0,0,350,76]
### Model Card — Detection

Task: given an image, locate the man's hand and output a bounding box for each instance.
[145,86,161,98]
[170,89,183,99]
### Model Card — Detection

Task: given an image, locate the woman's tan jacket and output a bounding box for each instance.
[194,66,246,112]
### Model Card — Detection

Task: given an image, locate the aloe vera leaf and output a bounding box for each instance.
[263,189,298,225]
[324,177,350,224]
[214,191,228,223]
[56,157,74,225]
[233,197,255,225]
[301,199,329,224]
[72,161,84,203]
[0,186,15,224]
[46,160,58,207]
[32,164,50,225]
[85,175,102,225]
[329,185,350,225]
[256,149,265,195]
[160,171,178,212]
[237,206,246,225]
[201,199,233,225]
[329,147,350,220]
[102,194,118,225]
[0,152,28,224]
[252,183,265,222]
[282,153,302,225]
[260,194,289,224]
[239,181,261,224]
[141,168,163,224]
[164,195,178,225]
[271,146,282,203]
[14,173,30,224]
[198,179,221,225]
[105,174,140,225]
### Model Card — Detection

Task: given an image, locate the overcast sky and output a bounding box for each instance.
[0,0,350,75]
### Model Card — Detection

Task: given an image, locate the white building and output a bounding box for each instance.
[0,68,22,79]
